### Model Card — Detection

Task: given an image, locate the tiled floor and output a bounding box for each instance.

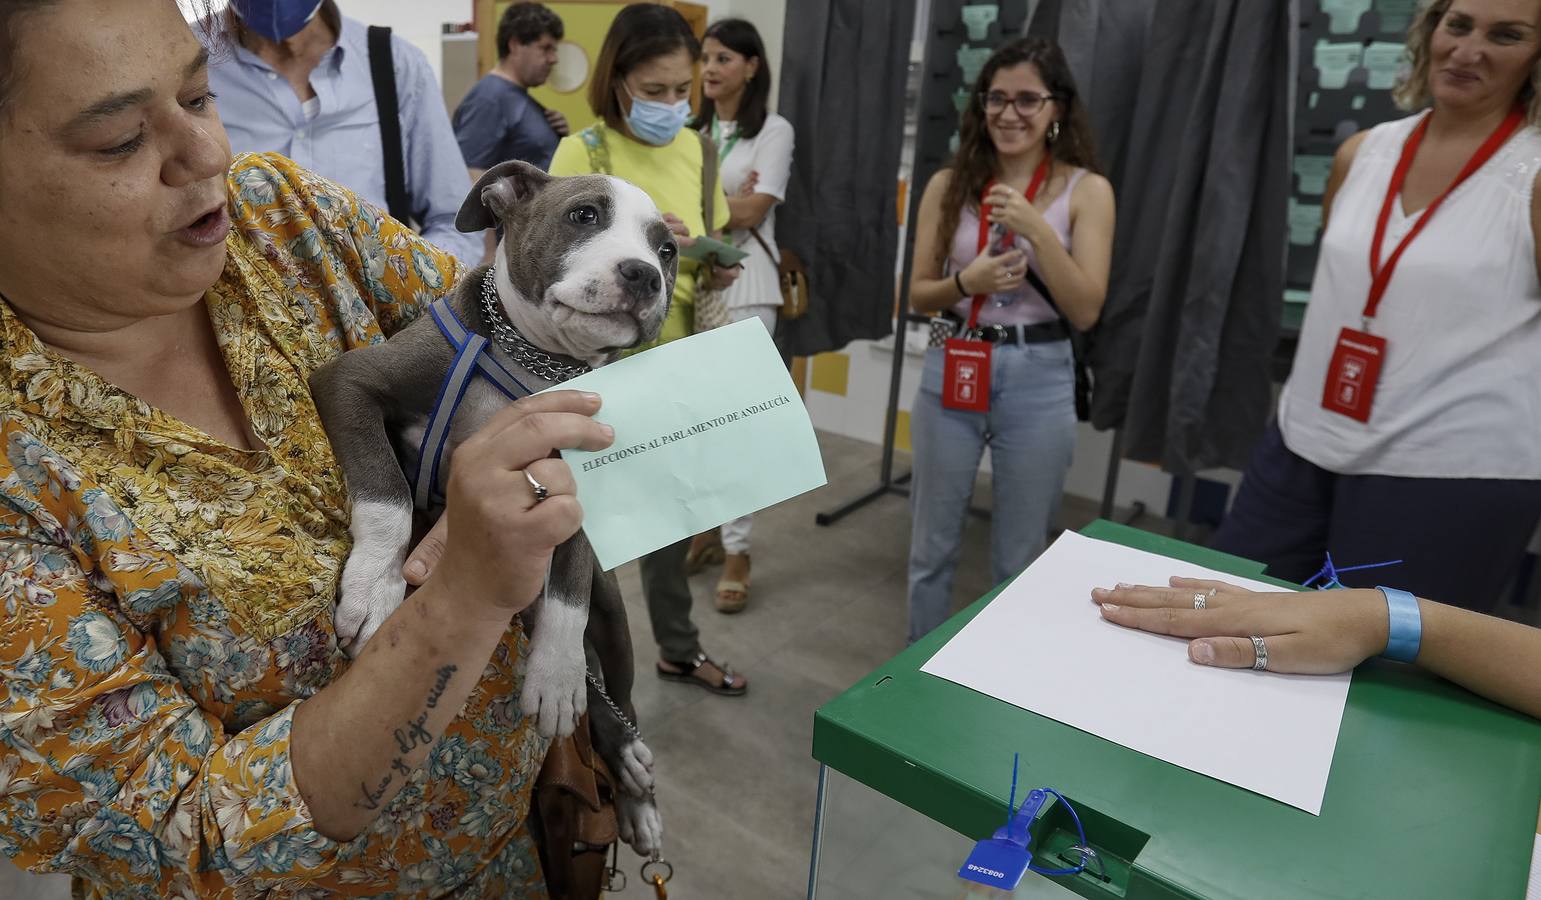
[4,430,1535,898]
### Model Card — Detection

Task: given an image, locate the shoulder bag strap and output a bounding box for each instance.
[1025,268,1066,324]
[367,26,413,225]
[579,124,612,175]
[747,227,780,265]
[696,130,719,235]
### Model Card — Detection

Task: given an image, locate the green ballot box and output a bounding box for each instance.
[807,521,1541,899]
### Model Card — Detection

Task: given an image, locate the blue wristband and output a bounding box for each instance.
[1377,586,1422,663]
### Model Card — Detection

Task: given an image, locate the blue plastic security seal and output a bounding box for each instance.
[1377,586,1422,663]
[958,788,1046,890]
[959,838,1030,890]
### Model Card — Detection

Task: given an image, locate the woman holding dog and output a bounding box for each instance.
[0,0,594,894]
[904,38,1116,643]
[681,17,797,614]
[548,4,750,696]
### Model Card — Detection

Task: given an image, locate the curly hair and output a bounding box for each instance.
[1394,0,1541,124]
[934,38,1102,267]
[497,2,563,60]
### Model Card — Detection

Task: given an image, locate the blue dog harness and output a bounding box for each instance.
[411,297,534,509]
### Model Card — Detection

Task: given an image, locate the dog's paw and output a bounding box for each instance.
[335,562,407,658]
[616,792,664,858]
[616,738,655,797]
[520,646,588,738]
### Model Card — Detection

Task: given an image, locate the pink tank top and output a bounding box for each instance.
[946,167,1084,327]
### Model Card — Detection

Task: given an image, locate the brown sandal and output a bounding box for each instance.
[656,653,748,696]
[684,537,725,575]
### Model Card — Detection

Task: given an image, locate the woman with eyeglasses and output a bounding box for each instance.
[904,38,1116,642]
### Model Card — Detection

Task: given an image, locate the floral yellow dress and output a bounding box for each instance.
[0,153,548,898]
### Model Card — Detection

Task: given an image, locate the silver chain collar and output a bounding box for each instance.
[479,267,591,384]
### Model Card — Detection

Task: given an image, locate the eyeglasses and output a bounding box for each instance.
[979,90,1056,117]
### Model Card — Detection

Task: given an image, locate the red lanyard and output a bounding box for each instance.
[1365,106,1524,321]
[966,155,1052,328]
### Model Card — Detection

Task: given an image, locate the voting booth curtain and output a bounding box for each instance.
[1031,0,1297,474]
[774,0,918,357]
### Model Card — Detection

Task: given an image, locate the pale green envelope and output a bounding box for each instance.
[553,319,827,570]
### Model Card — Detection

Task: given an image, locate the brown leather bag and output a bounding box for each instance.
[747,227,811,321]
[530,713,619,900]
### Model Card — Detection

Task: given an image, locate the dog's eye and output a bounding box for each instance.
[568,205,600,226]
[659,241,678,263]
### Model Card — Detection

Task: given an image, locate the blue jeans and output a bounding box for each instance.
[907,341,1077,642]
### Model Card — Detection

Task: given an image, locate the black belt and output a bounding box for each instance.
[951,318,1069,345]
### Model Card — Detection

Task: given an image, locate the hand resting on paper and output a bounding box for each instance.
[1091,576,1541,719]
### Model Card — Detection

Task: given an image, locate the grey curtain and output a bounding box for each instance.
[774,0,918,356]
[1034,0,1296,474]
[1026,0,1154,189]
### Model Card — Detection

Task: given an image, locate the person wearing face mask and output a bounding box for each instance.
[207,1,482,264]
[547,4,748,696]
[1212,0,1541,614]
[678,18,796,614]
[905,38,1116,642]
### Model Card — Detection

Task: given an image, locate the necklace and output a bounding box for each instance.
[479,268,591,384]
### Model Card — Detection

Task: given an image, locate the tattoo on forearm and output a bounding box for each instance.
[356,773,390,810]
[353,664,461,810]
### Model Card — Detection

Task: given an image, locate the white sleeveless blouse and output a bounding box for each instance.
[1278,113,1541,479]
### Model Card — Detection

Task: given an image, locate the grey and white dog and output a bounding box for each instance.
[308,160,677,856]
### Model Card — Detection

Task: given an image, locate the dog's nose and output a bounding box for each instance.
[617,259,663,302]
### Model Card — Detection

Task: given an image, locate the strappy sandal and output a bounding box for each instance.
[656,653,748,696]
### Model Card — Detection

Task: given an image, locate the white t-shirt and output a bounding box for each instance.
[710,113,795,312]
[1278,112,1541,479]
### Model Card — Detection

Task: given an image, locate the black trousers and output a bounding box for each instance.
[1212,420,1541,613]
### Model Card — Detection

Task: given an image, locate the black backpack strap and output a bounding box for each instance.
[367,25,412,225]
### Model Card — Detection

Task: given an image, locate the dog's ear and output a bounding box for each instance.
[455,161,553,233]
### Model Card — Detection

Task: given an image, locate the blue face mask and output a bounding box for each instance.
[626,91,692,146]
[231,0,325,42]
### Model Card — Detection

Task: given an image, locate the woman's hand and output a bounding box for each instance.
[985,183,1052,244]
[433,390,614,618]
[1091,577,1389,675]
[737,171,760,198]
[706,263,741,291]
[958,247,1028,297]
[663,212,695,248]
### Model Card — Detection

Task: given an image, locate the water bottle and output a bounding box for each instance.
[986,223,1019,308]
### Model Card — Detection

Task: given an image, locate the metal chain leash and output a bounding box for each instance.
[585,667,642,742]
[480,268,591,384]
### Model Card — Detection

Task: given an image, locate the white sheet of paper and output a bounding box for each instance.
[920,531,1351,815]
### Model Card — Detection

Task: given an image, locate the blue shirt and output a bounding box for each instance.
[209,16,482,264]
[453,74,560,172]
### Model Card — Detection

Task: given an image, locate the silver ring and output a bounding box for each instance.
[524,469,549,504]
[1192,592,1207,610]
[1250,636,1269,671]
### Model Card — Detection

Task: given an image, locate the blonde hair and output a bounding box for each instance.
[1394,0,1541,124]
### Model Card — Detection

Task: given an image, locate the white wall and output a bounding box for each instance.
[338,1,784,108]
[714,0,786,110]
[334,0,475,83]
